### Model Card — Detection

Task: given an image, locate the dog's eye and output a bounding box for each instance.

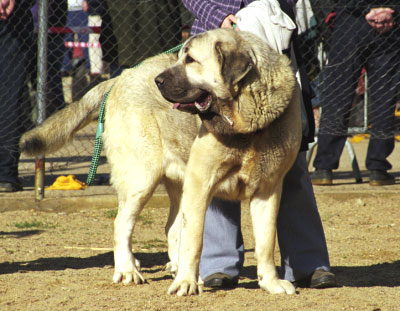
[185,55,195,64]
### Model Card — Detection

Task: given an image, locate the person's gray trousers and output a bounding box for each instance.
[199,151,331,282]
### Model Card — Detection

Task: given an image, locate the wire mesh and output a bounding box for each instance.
[0,0,399,189]
[296,0,400,139]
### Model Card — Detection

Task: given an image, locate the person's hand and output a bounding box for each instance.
[0,0,15,21]
[221,14,240,31]
[366,8,395,34]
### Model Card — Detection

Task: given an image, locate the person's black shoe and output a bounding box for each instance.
[203,273,238,289]
[0,181,22,192]
[369,170,395,186]
[311,169,333,186]
[293,269,337,289]
[310,269,337,288]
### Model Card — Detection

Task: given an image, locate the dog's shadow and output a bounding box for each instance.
[0,230,44,239]
[238,261,400,289]
[0,251,169,275]
[1,248,399,289]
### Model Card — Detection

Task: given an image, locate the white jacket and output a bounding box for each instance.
[235,0,296,54]
[236,0,309,133]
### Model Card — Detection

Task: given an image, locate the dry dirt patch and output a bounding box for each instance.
[1,192,399,311]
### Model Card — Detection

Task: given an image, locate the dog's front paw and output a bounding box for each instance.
[168,278,203,296]
[113,270,146,285]
[113,258,145,285]
[259,278,295,295]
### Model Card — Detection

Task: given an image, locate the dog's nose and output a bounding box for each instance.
[155,75,165,87]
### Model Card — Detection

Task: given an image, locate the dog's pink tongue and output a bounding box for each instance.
[173,103,180,109]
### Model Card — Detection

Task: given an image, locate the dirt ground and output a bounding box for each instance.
[1,138,400,311]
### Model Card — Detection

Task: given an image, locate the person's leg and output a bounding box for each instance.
[277,152,331,282]
[199,198,244,281]
[312,134,347,170]
[88,14,103,75]
[313,16,362,172]
[365,51,399,172]
[0,31,30,188]
[74,10,90,70]
[366,138,394,171]
[47,33,67,117]
[311,51,358,184]
[313,58,357,171]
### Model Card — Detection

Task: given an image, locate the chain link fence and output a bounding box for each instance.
[297,0,400,139]
[0,0,399,191]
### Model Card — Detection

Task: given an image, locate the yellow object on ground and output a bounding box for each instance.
[349,134,370,143]
[395,106,400,117]
[45,175,88,190]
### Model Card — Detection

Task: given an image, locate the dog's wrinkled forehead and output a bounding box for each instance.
[179,32,211,60]
[172,29,257,101]
[179,30,237,60]
[178,30,245,83]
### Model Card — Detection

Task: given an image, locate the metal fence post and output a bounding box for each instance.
[35,0,48,201]
[363,71,369,131]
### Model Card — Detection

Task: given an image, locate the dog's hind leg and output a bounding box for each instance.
[112,169,163,285]
[249,185,295,295]
[163,178,183,277]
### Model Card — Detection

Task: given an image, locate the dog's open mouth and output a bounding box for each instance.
[173,92,212,113]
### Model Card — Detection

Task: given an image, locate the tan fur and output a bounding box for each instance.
[20,78,116,155]
[20,29,301,295]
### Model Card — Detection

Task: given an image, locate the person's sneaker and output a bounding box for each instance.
[0,181,22,192]
[293,269,337,289]
[369,170,395,186]
[311,169,333,185]
[203,273,238,289]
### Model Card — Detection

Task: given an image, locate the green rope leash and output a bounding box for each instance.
[86,85,113,186]
[86,43,184,186]
[163,43,184,54]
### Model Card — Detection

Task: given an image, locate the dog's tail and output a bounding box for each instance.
[20,78,115,156]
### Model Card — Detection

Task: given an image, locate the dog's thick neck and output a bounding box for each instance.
[200,55,295,138]
[198,111,259,149]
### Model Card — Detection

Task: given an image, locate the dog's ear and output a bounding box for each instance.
[215,41,256,85]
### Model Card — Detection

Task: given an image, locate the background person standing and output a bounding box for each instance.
[311,0,400,186]
[0,0,35,192]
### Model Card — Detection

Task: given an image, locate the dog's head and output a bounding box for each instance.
[155,28,296,135]
[155,29,255,112]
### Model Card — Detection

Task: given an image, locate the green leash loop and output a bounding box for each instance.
[164,43,184,54]
[86,43,184,186]
[86,85,114,186]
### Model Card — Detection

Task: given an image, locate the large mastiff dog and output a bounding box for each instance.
[20,28,301,295]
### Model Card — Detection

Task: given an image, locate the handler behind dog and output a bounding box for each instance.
[182,0,337,289]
